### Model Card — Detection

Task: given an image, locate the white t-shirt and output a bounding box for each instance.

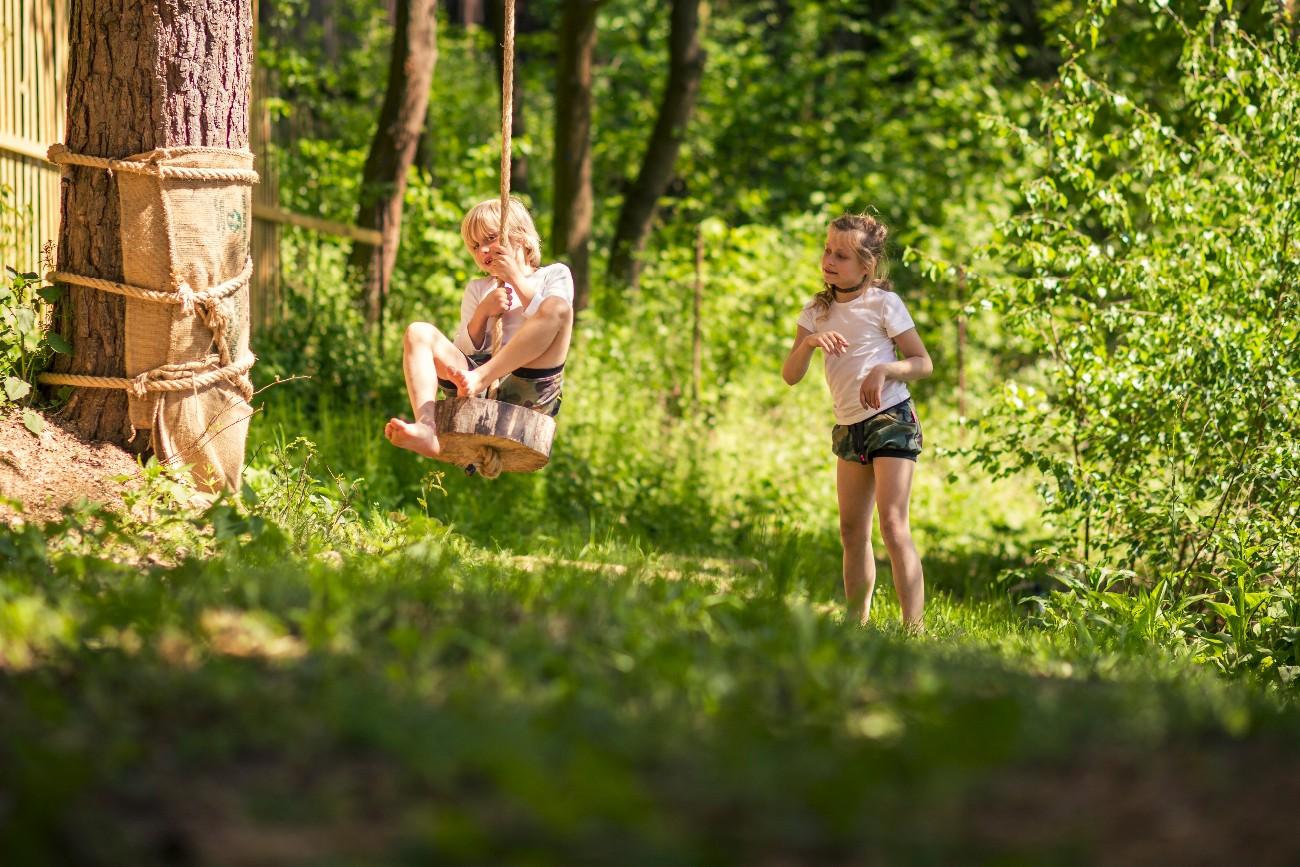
[453,262,575,357]
[796,286,917,425]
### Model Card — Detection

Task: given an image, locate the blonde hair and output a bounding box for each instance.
[810,212,892,323]
[460,197,542,268]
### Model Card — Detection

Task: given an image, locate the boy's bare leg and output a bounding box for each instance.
[446,297,573,397]
[874,456,924,629]
[836,459,878,625]
[384,322,467,457]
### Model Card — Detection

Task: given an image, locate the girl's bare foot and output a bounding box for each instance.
[385,418,441,458]
[446,366,486,398]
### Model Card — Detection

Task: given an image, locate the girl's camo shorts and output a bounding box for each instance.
[438,352,564,418]
[831,398,923,464]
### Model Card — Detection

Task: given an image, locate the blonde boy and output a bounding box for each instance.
[385,197,574,458]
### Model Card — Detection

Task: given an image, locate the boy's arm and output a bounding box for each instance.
[455,284,491,354]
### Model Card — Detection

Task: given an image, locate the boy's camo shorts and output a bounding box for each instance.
[831,399,923,464]
[438,352,564,418]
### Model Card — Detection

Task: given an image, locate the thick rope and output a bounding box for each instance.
[47,258,252,313]
[488,0,517,397]
[46,144,260,184]
[38,354,255,401]
[471,444,504,479]
[42,144,254,402]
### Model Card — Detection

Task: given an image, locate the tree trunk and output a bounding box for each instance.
[552,0,600,311]
[608,0,705,291]
[347,0,438,325]
[486,0,530,195]
[53,0,252,448]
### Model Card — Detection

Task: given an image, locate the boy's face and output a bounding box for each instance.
[469,230,500,272]
[821,230,869,289]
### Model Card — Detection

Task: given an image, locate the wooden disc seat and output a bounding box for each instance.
[432,396,556,476]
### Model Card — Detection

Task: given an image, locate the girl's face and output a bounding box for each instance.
[821,230,869,290]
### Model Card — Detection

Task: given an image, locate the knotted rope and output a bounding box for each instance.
[470,444,505,479]
[46,143,260,184]
[36,144,257,400]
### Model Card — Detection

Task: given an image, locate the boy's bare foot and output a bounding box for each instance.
[446,366,487,398]
[385,417,441,458]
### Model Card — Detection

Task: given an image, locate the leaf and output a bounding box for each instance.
[37,285,64,303]
[22,409,45,436]
[46,333,72,353]
[4,376,31,402]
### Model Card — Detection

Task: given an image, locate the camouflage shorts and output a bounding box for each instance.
[439,352,564,418]
[831,399,923,464]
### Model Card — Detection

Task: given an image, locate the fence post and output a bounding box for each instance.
[692,223,704,406]
[956,266,968,443]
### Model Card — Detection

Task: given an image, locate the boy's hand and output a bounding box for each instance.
[859,365,889,409]
[804,330,849,356]
[476,282,514,318]
[484,240,527,283]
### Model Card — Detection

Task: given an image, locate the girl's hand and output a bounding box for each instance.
[859,365,889,409]
[804,331,849,356]
[476,282,514,318]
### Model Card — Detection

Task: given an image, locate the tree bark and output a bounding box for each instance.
[347,0,438,325]
[607,0,705,291]
[552,0,600,311]
[53,0,252,448]
[486,0,531,195]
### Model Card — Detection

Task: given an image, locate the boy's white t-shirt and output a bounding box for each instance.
[796,286,917,425]
[453,262,574,357]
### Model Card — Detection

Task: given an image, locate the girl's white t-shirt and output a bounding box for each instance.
[796,286,917,425]
[453,262,575,357]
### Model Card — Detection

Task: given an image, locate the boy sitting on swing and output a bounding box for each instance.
[384,197,575,458]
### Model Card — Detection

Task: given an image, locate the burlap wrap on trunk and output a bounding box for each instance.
[115,148,255,492]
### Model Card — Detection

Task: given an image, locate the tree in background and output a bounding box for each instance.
[348,0,438,325]
[553,0,601,310]
[53,0,252,448]
[607,0,706,292]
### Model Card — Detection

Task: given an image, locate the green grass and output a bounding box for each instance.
[3,382,1296,864]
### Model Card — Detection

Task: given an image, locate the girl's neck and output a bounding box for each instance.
[830,279,869,302]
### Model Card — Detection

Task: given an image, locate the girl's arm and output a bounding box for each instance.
[859,328,933,408]
[783,326,848,385]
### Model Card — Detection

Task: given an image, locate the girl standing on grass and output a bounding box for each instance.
[782,213,932,627]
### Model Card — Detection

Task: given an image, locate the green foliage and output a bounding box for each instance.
[2,468,1297,862]
[1,263,68,409]
[976,1,1299,677]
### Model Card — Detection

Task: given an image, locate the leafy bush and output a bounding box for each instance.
[977,1,1299,677]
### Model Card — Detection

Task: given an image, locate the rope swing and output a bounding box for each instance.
[433,0,557,480]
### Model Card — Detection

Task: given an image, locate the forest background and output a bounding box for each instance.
[2,0,1299,862]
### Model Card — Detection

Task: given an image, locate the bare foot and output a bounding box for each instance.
[446,366,487,398]
[384,417,441,458]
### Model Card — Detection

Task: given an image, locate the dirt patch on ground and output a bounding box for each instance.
[960,742,1300,865]
[0,407,144,523]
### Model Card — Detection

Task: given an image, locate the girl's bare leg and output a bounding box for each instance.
[446,297,573,396]
[384,322,467,458]
[836,459,878,625]
[873,456,924,628]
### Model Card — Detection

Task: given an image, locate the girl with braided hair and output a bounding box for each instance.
[782,213,933,628]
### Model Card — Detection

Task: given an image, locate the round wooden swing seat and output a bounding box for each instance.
[432,396,556,476]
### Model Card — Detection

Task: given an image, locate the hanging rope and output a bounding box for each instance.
[488,0,517,364]
[469,0,518,479]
